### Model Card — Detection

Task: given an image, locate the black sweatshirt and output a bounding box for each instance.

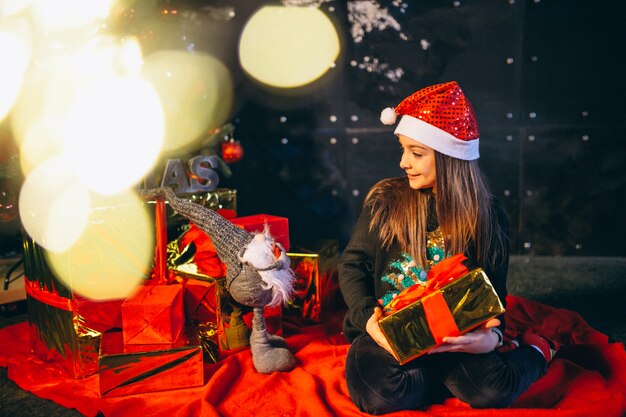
[338,181,510,342]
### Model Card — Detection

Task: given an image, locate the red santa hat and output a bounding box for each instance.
[380,81,480,160]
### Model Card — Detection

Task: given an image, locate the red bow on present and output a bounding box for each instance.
[384,253,469,314]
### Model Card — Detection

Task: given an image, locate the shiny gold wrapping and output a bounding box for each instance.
[196,322,219,363]
[152,188,237,237]
[98,328,203,397]
[166,235,219,283]
[178,188,237,213]
[379,268,505,364]
[285,240,342,323]
[285,253,320,322]
[23,235,102,378]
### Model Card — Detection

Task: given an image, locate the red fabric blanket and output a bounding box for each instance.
[1,296,625,417]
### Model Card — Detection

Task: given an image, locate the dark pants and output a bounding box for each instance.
[345,334,547,414]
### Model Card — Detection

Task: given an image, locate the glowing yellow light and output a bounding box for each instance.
[31,0,114,33]
[239,6,340,88]
[12,51,78,153]
[18,118,65,175]
[117,37,143,77]
[12,36,145,169]
[0,18,32,123]
[141,51,233,152]
[46,190,154,301]
[0,0,32,17]
[19,157,90,253]
[62,76,164,195]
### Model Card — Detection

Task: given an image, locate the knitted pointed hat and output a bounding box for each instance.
[380,81,480,160]
[158,187,253,282]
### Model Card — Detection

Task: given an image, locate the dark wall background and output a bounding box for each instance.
[217,0,626,256]
[3,0,623,257]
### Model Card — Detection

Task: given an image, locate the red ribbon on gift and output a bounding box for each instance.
[383,253,470,344]
[24,278,77,311]
[153,196,169,285]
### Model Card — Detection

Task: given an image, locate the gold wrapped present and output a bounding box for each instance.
[98,327,203,397]
[285,240,343,323]
[379,255,504,365]
[23,236,123,378]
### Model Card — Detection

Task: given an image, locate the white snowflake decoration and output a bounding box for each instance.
[281,0,333,7]
[350,56,404,82]
[348,0,402,43]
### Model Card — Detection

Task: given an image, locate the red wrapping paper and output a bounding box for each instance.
[98,328,203,397]
[177,223,226,279]
[230,214,290,251]
[122,284,185,345]
[2,296,625,417]
[178,277,219,324]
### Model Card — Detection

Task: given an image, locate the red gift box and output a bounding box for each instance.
[122,284,185,345]
[180,277,219,324]
[99,328,203,397]
[230,214,290,251]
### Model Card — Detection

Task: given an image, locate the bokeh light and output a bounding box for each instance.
[0,0,31,17]
[12,36,144,176]
[239,6,340,88]
[18,119,66,181]
[11,49,85,169]
[141,50,233,152]
[62,76,165,195]
[0,18,32,123]
[31,0,114,34]
[19,157,90,253]
[45,190,154,301]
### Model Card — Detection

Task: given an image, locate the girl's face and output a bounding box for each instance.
[398,134,437,192]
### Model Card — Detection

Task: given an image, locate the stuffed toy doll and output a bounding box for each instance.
[151,187,296,373]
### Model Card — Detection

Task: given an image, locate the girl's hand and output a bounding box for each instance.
[428,318,501,355]
[366,307,399,360]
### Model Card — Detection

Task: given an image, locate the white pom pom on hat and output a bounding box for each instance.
[380,107,397,125]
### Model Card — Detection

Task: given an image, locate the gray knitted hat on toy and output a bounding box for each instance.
[158,187,252,282]
[156,187,274,307]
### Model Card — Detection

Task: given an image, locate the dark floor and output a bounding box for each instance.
[1,255,625,417]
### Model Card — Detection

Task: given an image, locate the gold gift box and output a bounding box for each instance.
[98,328,203,397]
[379,268,504,364]
[285,240,343,324]
[23,233,122,379]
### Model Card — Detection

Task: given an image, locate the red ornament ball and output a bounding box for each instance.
[220,140,244,164]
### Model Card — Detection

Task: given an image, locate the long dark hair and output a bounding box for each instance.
[365,152,508,269]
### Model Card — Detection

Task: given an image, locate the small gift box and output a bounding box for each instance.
[230,214,290,251]
[379,254,505,364]
[98,328,203,397]
[121,284,185,345]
